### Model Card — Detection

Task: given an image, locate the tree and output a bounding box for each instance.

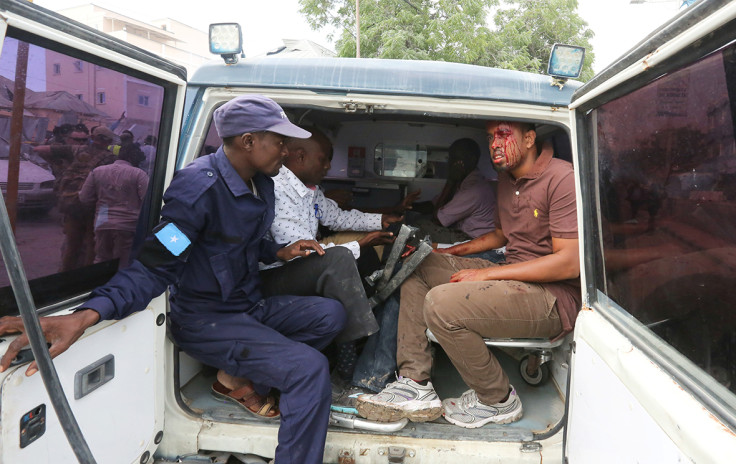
[298,0,595,81]
[298,0,498,64]
[489,0,595,81]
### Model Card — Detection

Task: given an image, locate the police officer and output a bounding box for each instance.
[0,95,346,464]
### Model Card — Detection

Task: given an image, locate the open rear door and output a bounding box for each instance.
[566,1,736,462]
[0,1,186,462]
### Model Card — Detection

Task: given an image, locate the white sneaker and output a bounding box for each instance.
[442,386,523,428]
[356,377,442,422]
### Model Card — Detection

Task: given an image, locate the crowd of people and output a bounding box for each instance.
[0,95,580,464]
[32,122,158,271]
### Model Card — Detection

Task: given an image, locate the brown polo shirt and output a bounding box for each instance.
[496,146,581,333]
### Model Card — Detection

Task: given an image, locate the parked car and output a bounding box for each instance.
[0,137,55,211]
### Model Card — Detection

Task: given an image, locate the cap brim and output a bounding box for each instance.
[266,121,312,139]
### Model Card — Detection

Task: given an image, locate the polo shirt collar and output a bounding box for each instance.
[214,147,252,197]
[516,145,554,182]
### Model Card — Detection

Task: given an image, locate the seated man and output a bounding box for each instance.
[409,138,496,244]
[259,127,399,403]
[357,120,580,428]
[0,95,345,464]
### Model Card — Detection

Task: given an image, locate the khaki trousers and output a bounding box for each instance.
[397,252,561,404]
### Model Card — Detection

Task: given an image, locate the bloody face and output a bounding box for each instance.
[487,121,525,172]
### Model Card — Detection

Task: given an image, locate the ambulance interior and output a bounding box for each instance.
[181,104,575,441]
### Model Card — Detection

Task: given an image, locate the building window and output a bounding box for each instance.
[73,60,83,72]
[52,63,61,75]
[76,94,84,100]
[138,95,150,107]
[96,91,106,104]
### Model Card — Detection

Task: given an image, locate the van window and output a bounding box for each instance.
[592,41,736,394]
[0,35,166,316]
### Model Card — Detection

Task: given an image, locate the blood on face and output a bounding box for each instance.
[487,121,523,171]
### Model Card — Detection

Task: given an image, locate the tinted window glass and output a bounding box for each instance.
[0,36,165,316]
[593,42,736,392]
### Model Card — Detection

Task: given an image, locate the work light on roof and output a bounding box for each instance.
[209,23,243,64]
[547,43,585,90]
[547,43,585,80]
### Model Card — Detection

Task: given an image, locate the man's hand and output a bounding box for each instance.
[381,213,403,230]
[393,190,421,213]
[358,231,395,248]
[449,268,492,282]
[277,240,325,261]
[0,309,100,376]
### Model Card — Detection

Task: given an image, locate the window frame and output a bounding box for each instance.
[574,19,736,429]
[0,25,183,316]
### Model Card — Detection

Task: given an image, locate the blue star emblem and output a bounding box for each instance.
[154,223,191,256]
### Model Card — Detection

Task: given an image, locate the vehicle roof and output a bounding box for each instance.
[189,57,581,107]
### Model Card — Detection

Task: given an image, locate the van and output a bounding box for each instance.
[0,0,735,462]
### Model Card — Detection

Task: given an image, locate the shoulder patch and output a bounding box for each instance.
[154,223,192,256]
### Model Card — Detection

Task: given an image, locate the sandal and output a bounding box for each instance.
[211,380,280,419]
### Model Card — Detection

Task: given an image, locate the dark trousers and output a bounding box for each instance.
[260,246,379,343]
[171,295,345,464]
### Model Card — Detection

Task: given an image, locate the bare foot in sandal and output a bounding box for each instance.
[212,370,280,419]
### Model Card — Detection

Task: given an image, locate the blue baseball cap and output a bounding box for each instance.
[214,95,311,139]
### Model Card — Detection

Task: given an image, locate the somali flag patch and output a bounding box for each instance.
[154,223,191,257]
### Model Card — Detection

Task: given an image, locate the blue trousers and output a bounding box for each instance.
[171,295,346,464]
[352,294,400,392]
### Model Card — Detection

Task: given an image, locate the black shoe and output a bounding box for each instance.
[331,385,373,415]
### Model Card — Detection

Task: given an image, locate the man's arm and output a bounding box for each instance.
[436,227,507,256]
[317,191,383,232]
[0,309,100,376]
[435,174,493,228]
[450,237,580,283]
[0,170,208,375]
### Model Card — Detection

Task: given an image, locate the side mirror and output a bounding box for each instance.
[547,43,585,89]
[209,23,243,65]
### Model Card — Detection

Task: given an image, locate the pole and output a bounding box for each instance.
[6,40,29,233]
[356,0,361,58]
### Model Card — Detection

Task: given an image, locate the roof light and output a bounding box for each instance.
[209,23,243,64]
[547,43,585,90]
[548,43,585,79]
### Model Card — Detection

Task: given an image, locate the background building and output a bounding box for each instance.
[58,4,210,75]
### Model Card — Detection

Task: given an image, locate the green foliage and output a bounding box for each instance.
[490,0,595,81]
[298,0,595,82]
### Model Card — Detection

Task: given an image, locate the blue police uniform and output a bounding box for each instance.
[84,147,346,464]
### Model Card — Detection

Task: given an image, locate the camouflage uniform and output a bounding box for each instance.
[56,145,115,271]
